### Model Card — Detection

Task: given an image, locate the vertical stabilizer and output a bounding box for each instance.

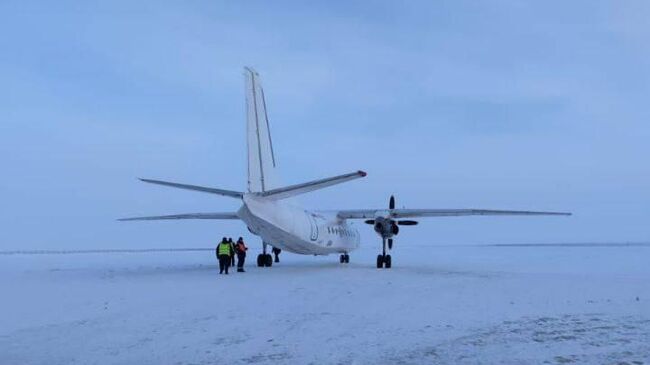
[245,67,280,192]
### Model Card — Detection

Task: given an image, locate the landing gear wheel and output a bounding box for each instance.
[264,254,273,267]
[376,254,384,268]
[257,254,264,267]
[344,254,350,263]
[384,254,392,269]
[340,254,345,264]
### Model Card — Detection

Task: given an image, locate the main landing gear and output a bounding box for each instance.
[377,238,392,269]
[339,253,350,264]
[257,242,273,267]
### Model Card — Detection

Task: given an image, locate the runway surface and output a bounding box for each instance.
[1,244,649,364]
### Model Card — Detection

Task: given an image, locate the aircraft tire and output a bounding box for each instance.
[384,255,392,269]
[257,254,264,267]
[376,254,384,268]
[344,254,350,263]
[264,254,273,267]
[339,254,345,264]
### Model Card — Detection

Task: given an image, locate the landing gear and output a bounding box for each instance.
[376,254,392,268]
[257,254,272,267]
[339,254,350,264]
[257,242,273,267]
[377,238,392,269]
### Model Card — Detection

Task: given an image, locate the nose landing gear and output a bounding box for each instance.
[376,238,392,269]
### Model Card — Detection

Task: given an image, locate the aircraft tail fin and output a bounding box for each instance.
[245,67,281,193]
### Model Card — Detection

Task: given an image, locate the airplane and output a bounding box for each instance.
[120,67,571,269]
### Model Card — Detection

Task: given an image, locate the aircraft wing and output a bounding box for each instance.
[118,212,239,221]
[336,209,571,219]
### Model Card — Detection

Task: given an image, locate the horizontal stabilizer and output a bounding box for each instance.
[139,178,243,198]
[118,212,239,221]
[257,170,367,200]
[336,208,571,219]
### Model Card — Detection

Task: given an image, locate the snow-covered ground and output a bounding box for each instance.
[1,244,649,364]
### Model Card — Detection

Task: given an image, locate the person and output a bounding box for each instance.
[235,237,248,272]
[228,237,236,267]
[216,237,234,275]
[272,246,282,263]
[215,236,226,267]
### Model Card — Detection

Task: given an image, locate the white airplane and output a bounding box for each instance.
[120,67,571,269]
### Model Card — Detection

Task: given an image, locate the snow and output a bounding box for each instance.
[1,244,649,364]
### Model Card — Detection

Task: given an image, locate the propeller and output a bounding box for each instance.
[388,195,396,250]
[390,195,419,226]
[369,196,418,253]
[398,220,418,226]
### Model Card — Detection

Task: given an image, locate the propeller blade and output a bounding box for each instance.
[389,195,395,209]
[364,219,375,225]
[398,220,418,226]
[388,238,393,249]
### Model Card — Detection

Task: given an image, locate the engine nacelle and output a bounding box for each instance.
[373,217,399,238]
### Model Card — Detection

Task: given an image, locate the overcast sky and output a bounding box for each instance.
[1,1,649,250]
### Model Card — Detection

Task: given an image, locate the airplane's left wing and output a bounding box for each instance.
[336,209,571,219]
[118,212,239,221]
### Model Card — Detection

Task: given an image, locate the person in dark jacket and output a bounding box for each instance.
[216,237,234,275]
[235,237,248,272]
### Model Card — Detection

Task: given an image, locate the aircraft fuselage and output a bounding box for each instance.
[238,195,360,255]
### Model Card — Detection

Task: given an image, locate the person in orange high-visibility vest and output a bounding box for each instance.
[235,237,248,272]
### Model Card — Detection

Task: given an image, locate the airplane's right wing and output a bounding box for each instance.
[336,209,571,219]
